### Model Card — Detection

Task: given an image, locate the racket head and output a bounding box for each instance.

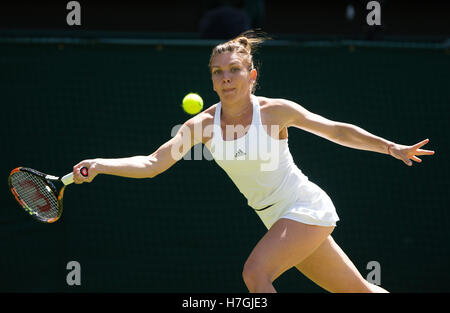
[8,167,65,223]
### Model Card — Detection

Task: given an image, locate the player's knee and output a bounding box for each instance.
[242,260,258,286]
[242,259,272,290]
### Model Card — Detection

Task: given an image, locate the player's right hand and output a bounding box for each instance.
[73,159,99,184]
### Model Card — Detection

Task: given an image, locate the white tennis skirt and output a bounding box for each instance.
[255,181,340,229]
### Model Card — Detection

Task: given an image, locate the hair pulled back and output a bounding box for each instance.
[209,30,270,93]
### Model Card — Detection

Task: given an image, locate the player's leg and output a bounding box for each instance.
[242,218,334,293]
[295,235,388,293]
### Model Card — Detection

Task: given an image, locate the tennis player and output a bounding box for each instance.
[73,31,434,293]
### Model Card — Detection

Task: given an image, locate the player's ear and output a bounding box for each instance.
[250,69,257,82]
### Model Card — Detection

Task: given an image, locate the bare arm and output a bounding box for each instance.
[279,99,435,166]
[330,122,394,155]
[73,118,200,183]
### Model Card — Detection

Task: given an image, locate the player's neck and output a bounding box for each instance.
[221,95,253,123]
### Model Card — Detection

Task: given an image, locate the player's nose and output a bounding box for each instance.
[222,72,232,83]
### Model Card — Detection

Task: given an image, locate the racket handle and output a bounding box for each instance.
[61,167,89,185]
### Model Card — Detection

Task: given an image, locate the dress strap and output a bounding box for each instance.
[251,95,262,126]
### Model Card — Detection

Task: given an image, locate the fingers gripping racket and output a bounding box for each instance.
[8,167,88,223]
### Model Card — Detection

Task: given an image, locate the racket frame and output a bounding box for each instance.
[8,167,71,223]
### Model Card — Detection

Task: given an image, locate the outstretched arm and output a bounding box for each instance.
[73,118,199,184]
[331,124,435,166]
[279,99,435,166]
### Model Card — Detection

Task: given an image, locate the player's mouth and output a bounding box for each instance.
[223,88,236,94]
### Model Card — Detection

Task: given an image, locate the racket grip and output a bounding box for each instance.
[61,167,89,185]
[61,173,74,185]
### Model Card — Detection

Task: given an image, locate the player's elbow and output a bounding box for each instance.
[144,154,175,179]
[328,122,345,142]
[142,155,159,178]
[333,123,358,144]
[147,169,158,179]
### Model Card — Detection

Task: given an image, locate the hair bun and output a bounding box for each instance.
[236,37,250,50]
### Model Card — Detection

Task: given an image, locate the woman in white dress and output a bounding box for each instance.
[73,31,434,293]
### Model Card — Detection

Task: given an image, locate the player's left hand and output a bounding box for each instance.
[389,138,435,166]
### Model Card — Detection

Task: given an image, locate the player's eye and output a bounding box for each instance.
[212,69,222,75]
[231,67,240,72]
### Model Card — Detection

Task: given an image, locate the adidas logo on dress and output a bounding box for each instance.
[234,149,247,158]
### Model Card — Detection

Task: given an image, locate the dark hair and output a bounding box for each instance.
[209,30,270,93]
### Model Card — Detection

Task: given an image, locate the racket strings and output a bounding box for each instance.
[10,171,59,220]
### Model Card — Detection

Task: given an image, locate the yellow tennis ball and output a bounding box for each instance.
[182,93,203,115]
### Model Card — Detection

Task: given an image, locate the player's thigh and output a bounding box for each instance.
[295,235,371,293]
[243,218,334,282]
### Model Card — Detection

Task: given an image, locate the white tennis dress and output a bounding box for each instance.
[207,95,339,229]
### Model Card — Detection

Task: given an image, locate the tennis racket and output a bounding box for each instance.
[8,166,88,223]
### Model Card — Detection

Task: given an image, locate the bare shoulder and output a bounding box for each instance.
[182,104,217,144]
[183,104,215,126]
[257,96,301,110]
[201,104,217,121]
[257,96,304,127]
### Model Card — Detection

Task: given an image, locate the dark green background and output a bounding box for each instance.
[0,38,448,292]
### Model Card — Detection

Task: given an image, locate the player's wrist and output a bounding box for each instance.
[89,158,105,175]
[387,143,395,156]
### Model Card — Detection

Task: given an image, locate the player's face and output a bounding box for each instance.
[210,52,255,102]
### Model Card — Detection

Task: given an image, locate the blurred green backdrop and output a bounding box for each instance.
[0,37,448,292]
